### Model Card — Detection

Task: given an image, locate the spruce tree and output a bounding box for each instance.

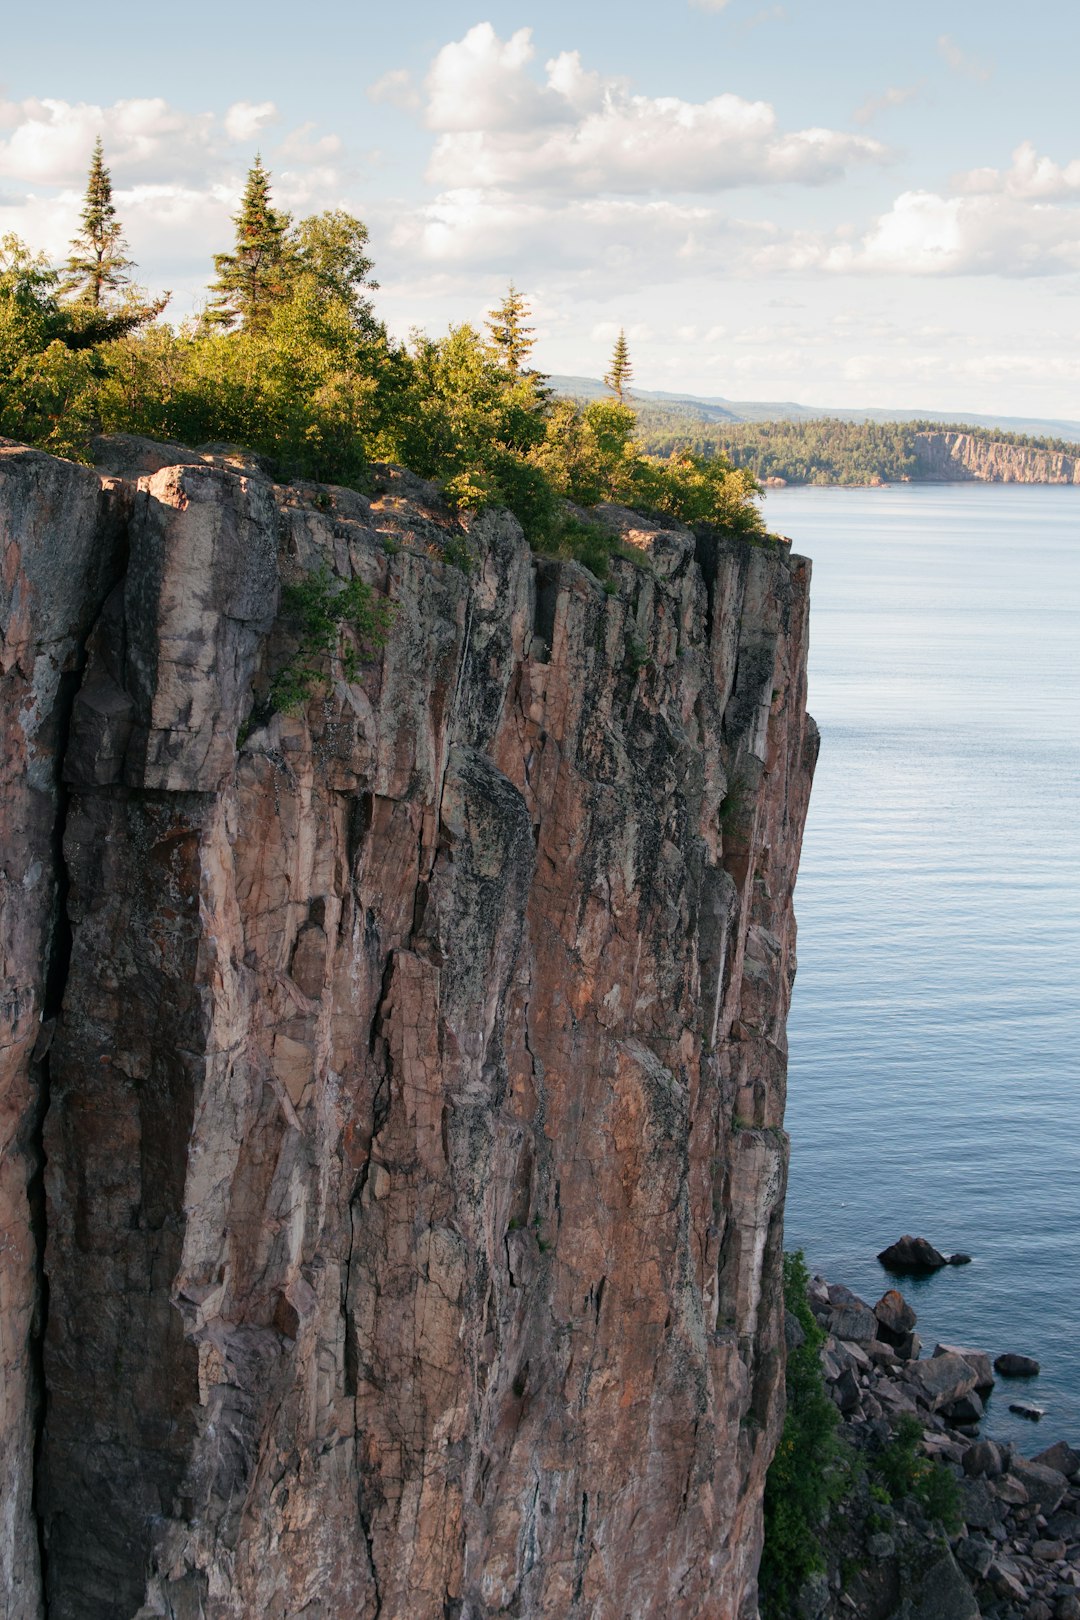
[61,138,134,308]
[206,156,291,332]
[486,282,535,374]
[604,329,633,403]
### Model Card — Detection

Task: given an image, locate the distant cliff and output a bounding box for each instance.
[1,436,817,1620]
[911,430,1080,484]
[632,412,1080,487]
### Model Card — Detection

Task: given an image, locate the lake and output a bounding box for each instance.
[764,483,1080,1451]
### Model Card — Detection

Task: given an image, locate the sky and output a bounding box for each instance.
[4,0,1080,416]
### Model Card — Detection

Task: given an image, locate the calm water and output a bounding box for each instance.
[765,484,1080,1451]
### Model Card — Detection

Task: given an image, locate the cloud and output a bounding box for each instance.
[824,188,1080,277]
[224,101,278,143]
[689,0,734,9]
[955,140,1080,199]
[937,35,992,83]
[367,69,421,111]
[421,24,886,196]
[277,122,343,163]
[853,84,920,126]
[0,96,215,185]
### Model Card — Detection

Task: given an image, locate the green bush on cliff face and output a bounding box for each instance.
[269,566,395,715]
[871,1414,961,1532]
[0,152,768,554]
[759,1252,849,1616]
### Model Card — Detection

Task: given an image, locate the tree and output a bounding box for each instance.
[604,328,633,403]
[486,282,535,375]
[290,210,378,331]
[206,156,291,332]
[61,138,134,308]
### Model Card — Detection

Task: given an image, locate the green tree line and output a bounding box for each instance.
[635,410,1078,486]
[0,147,767,566]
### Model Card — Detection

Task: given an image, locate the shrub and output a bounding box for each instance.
[872,1414,961,1533]
[760,1252,851,1615]
[270,566,394,714]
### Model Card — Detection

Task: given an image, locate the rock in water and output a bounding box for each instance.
[877,1235,948,1271]
[995,1352,1041,1377]
[1009,1400,1046,1421]
[0,442,818,1620]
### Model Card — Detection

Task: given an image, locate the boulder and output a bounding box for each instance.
[955,1534,995,1578]
[963,1439,1004,1478]
[877,1235,948,1272]
[948,1252,973,1265]
[1009,1400,1046,1421]
[992,1472,1029,1506]
[1034,1441,1080,1478]
[995,1352,1041,1377]
[934,1343,994,1390]
[1046,1508,1080,1541]
[874,1288,917,1343]
[868,1339,899,1368]
[893,1329,921,1361]
[822,1302,879,1342]
[941,1390,984,1425]
[959,1476,1002,1531]
[906,1351,979,1412]
[833,1366,861,1414]
[902,1544,981,1620]
[1011,1456,1069,1514]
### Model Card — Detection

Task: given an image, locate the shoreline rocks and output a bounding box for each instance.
[800,1270,1080,1620]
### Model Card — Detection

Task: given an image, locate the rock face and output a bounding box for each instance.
[911,431,1080,483]
[0,442,817,1619]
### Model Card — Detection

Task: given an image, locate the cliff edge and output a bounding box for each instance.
[912,431,1080,484]
[0,437,816,1620]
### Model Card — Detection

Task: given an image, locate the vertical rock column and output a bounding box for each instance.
[0,447,125,1620]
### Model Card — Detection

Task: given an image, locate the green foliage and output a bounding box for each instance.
[0,150,766,552]
[760,1253,850,1616]
[604,328,633,403]
[206,156,292,333]
[633,409,1080,486]
[486,282,535,375]
[270,566,394,714]
[61,137,133,309]
[871,1415,961,1533]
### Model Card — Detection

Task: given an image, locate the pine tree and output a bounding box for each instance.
[61,138,134,308]
[206,156,291,332]
[604,329,633,403]
[486,282,535,374]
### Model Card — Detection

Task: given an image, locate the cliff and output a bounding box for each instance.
[0,435,816,1620]
[911,431,1080,484]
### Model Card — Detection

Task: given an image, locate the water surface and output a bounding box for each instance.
[764,484,1080,1450]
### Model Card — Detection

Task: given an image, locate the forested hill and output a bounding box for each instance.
[630,413,1080,487]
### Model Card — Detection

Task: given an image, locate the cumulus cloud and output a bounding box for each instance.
[955,140,1080,199]
[420,23,886,195]
[824,188,1080,277]
[224,100,278,143]
[0,96,215,185]
[938,35,993,83]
